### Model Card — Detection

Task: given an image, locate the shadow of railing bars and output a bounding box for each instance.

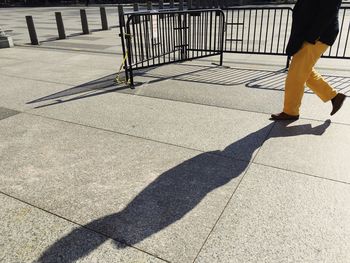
[246,70,350,95]
[134,63,280,86]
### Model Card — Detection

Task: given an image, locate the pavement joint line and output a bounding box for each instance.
[15,44,123,56]
[252,161,350,186]
[117,92,350,127]
[15,44,123,57]
[192,120,277,263]
[0,72,80,86]
[4,110,350,188]
[14,45,123,57]
[0,190,170,263]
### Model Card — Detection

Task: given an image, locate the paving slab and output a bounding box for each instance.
[0,46,122,71]
[0,74,73,111]
[0,193,165,263]
[31,91,273,161]
[300,93,350,125]
[255,119,350,183]
[0,59,115,85]
[119,63,285,115]
[195,164,350,263]
[0,113,248,262]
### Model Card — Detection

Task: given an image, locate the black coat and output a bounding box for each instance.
[286,0,342,56]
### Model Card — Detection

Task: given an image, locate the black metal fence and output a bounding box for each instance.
[120,8,225,86]
[119,4,350,86]
[323,7,350,59]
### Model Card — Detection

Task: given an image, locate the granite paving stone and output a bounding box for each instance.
[255,119,350,183]
[0,193,166,263]
[31,91,273,161]
[195,164,350,263]
[0,113,248,262]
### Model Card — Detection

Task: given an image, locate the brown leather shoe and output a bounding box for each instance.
[270,112,299,121]
[330,93,346,116]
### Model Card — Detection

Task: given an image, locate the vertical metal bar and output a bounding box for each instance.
[229,9,233,51]
[336,8,346,57]
[247,9,251,52]
[25,15,39,45]
[126,20,134,87]
[264,9,270,53]
[286,55,291,69]
[167,13,171,61]
[55,12,66,39]
[161,8,166,63]
[100,6,109,30]
[283,8,290,53]
[143,13,150,67]
[209,10,213,53]
[80,9,89,34]
[258,9,263,53]
[184,12,188,59]
[241,9,245,52]
[343,11,350,57]
[118,5,128,82]
[253,9,257,52]
[138,14,145,67]
[236,9,240,51]
[270,9,276,53]
[277,9,283,53]
[157,14,161,63]
[170,0,174,8]
[214,10,217,51]
[219,11,224,65]
[204,11,208,55]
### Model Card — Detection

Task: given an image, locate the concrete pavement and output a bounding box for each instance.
[1,12,350,263]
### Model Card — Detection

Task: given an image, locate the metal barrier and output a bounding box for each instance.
[323,7,350,59]
[222,7,292,55]
[118,4,350,87]
[119,8,225,86]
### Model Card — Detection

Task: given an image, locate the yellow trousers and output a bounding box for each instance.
[283,41,337,116]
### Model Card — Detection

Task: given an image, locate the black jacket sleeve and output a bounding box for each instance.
[305,0,342,44]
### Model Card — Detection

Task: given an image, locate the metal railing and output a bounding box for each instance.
[323,7,350,59]
[120,8,225,86]
[118,4,350,87]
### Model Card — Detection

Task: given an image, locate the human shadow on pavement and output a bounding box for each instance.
[36,120,331,262]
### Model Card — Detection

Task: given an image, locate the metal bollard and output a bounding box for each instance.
[55,12,66,39]
[100,7,108,30]
[25,16,39,45]
[80,9,89,34]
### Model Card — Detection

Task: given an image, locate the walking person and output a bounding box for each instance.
[271,0,346,120]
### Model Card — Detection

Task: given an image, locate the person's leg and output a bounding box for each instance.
[282,41,329,116]
[306,69,337,102]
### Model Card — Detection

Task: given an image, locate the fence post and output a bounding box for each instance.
[80,9,90,34]
[133,3,140,23]
[118,4,129,82]
[286,55,291,69]
[55,12,66,39]
[100,6,109,30]
[25,16,39,45]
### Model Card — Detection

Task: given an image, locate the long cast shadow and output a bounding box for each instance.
[37,120,331,262]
